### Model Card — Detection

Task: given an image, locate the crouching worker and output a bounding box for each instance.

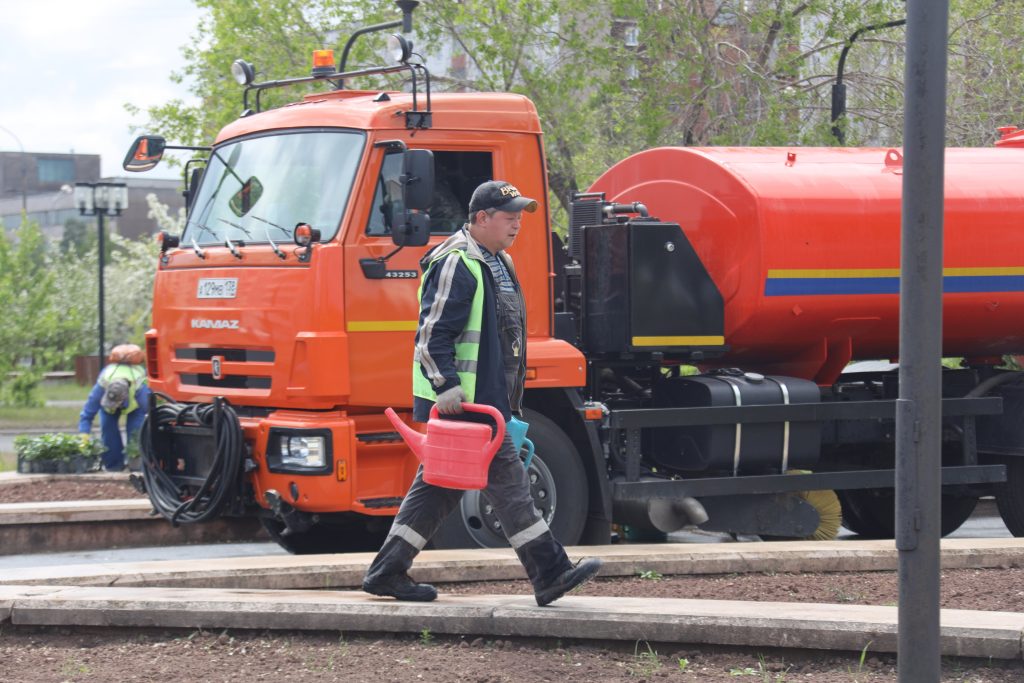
[78,344,151,472]
[363,180,602,606]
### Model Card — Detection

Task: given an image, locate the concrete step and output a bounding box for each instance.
[1,584,1021,660]
[2,539,1023,589]
[0,498,267,555]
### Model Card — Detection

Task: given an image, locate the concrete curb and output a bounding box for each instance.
[0,471,129,484]
[2,539,1023,589]
[1,584,1021,659]
[0,499,268,555]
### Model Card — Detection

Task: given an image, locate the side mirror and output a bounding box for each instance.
[402,149,434,211]
[393,211,430,247]
[228,176,264,217]
[123,135,166,172]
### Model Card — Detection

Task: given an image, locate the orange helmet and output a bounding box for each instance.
[108,344,145,365]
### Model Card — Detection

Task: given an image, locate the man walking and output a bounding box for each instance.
[363,180,601,606]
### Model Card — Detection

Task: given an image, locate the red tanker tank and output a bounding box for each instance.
[588,145,1024,384]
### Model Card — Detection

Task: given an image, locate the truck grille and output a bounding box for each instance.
[176,347,274,391]
[179,373,272,389]
[175,347,275,362]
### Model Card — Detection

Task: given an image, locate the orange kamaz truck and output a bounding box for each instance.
[125,9,1024,553]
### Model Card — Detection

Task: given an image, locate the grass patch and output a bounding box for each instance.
[39,382,91,402]
[0,405,82,430]
[0,451,14,472]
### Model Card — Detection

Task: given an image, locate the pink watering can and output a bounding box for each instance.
[384,403,506,490]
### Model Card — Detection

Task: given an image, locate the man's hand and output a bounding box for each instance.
[435,386,466,415]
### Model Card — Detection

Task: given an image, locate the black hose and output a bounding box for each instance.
[139,395,244,526]
[965,371,1024,397]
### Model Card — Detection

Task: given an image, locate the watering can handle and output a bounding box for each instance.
[427,403,507,458]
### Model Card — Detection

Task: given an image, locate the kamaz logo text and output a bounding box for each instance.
[191,319,240,330]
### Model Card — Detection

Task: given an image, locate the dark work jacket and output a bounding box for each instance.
[412,228,524,424]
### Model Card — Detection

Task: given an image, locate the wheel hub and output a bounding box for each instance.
[457,452,558,547]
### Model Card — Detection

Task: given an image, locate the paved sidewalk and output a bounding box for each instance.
[3,538,1023,588]
[1,583,1021,659]
[3,540,1024,659]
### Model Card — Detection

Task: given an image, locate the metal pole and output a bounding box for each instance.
[896,1,948,680]
[98,211,105,369]
[0,124,27,211]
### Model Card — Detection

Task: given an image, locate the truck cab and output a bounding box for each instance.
[132,81,588,551]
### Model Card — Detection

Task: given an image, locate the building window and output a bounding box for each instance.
[623,23,639,47]
[37,158,75,184]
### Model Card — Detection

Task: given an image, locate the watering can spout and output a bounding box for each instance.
[384,407,425,461]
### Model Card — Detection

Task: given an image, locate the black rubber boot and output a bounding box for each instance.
[362,572,438,602]
[534,558,603,607]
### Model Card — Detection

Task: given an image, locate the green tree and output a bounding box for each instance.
[60,217,93,256]
[128,0,397,151]
[0,218,63,405]
[133,0,1023,215]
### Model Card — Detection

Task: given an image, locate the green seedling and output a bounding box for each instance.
[638,569,663,581]
[419,627,434,646]
[628,640,662,677]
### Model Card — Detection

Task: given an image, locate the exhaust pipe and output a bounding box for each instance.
[613,488,709,534]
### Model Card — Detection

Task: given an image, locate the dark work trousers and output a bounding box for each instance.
[364,430,574,592]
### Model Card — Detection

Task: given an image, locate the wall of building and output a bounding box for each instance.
[0,151,101,203]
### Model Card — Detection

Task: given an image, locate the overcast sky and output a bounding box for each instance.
[0,0,204,179]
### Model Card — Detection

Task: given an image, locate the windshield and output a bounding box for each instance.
[184,129,365,245]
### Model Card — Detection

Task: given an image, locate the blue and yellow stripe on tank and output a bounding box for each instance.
[765,267,1024,296]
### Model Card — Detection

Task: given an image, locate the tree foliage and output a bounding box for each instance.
[134,0,1023,215]
[0,216,157,406]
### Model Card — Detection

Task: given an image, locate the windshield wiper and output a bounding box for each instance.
[189,220,218,242]
[250,214,293,238]
[216,217,253,239]
[263,226,287,260]
[190,236,206,260]
[224,237,242,259]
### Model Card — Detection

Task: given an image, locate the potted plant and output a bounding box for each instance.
[15,433,104,474]
[125,433,142,472]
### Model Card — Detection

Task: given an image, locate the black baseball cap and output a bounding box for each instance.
[468,180,538,215]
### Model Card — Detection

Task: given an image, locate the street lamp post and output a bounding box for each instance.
[831,18,907,144]
[74,182,128,374]
[0,124,27,212]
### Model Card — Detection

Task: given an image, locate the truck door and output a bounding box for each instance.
[343,145,494,408]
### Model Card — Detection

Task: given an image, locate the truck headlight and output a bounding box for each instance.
[266,428,332,474]
[280,435,325,467]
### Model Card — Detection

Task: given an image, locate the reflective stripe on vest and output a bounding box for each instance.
[412,250,484,403]
[99,363,148,414]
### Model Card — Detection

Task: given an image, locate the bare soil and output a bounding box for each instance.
[0,478,143,503]
[0,626,1021,682]
[446,566,1024,613]
[2,478,1023,681]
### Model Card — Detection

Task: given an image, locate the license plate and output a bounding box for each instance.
[197,278,238,299]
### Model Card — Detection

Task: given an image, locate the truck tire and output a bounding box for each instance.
[430,408,589,549]
[837,489,977,538]
[260,518,388,555]
[837,490,883,537]
[995,457,1024,536]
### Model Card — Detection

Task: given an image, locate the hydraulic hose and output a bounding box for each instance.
[139,394,244,526]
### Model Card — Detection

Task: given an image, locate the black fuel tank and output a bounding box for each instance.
[649,372,821,474]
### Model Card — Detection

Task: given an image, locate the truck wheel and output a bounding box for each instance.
[837,490,882,537]
[837,489,977,538]
[995,457,1024,536]
[260,518,388,555]
[430,408,588,549]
